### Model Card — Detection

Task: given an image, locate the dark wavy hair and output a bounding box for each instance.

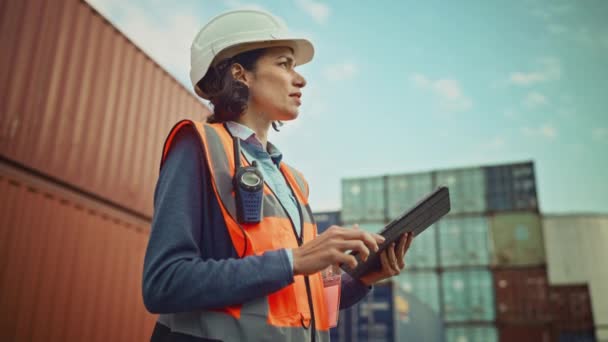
[196,48,283,131]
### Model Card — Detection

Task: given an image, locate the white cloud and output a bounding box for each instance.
[410,74,473,112]
[503,109,518,120]
[524,91,548,108]
[522,123,558,140]
[488,136,506,149]
[295,0,330,25]
[324,62,358,81]
[509,57,561,86]
[592,127,608,142]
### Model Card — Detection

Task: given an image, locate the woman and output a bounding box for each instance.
[142,9,413,342]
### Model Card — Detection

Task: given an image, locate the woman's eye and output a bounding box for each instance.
[280,62,290,68]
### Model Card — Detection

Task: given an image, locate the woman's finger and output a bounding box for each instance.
[404,232,414,253]
[380,248,391,273]
[397,233,407,257]
[396,236,406,269]
[387,243,400,274]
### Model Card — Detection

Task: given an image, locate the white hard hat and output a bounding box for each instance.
[190,9,315,99]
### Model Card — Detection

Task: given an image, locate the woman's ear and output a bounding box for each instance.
[231,63,250,86]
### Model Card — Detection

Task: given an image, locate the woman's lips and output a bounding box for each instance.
[290,93,302,105]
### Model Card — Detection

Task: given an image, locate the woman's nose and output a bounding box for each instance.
[293,71,307,88]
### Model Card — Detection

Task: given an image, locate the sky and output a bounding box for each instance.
[85,0,608,214]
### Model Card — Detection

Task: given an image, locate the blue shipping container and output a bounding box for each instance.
[557,331,596,342]
[312,211,341,234]
[484,162,538,212]
[331,281,445,342]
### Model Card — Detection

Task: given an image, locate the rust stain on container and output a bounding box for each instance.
[0,163,157,341]
[0,0,211,219]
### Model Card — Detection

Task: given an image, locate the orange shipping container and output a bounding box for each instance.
[0,161,157,341]
[0,0,211,218]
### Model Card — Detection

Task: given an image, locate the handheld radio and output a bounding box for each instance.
[233,138,264,223]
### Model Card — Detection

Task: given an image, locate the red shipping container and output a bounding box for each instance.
[0,162,157,341]
[498,324,553,342]
[549,285,594,331]
[493,267,552,324]
[0,0,211,219]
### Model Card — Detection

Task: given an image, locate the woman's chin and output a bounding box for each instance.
[278,110,299,121]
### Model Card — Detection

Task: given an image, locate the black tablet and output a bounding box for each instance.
[341,186,451,278]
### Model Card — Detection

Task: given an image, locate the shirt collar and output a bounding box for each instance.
[225,121,264,149]
[225,121,283,166]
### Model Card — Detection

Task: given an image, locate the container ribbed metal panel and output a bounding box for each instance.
[397,271,441,313]
[441,269,495,322]
[543,214,608,329]
[0,0,211,219]
[550,285,594,331]
[497,324,552,342]
[434,167,486,214]
[341,176,386,223]
[489,212,545,266]
[0,162,157,341]
[484,162,538,212]
[438,215,491,267]
[312,211,341,234]
[406,223,439,269]
[446,324,497,342]
[493,267,552,324]
[331,281,444,342]
[386,172,433,219]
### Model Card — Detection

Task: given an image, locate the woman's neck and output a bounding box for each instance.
[235,111,272,150]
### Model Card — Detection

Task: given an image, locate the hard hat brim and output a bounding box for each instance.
[194,38,314,99]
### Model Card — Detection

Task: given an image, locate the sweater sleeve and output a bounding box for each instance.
[142,126,294,314]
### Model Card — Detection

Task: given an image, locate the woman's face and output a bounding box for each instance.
[245,46,307,121]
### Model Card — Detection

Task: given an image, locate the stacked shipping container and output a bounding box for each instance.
[543,214,608,341]
[0,0,212,339]
[330,281,444,342]
[312,211,341,234]
[334,161,599,341]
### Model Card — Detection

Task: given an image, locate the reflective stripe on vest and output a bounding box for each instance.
[159,120,330,342]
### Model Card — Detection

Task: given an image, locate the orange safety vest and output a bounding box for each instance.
[157,120,330,342]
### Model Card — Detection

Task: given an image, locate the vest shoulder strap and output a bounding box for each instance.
[160,119,199,170]
[281,162,309,200]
